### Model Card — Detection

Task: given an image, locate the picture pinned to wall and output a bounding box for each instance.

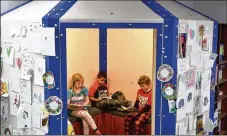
[41,27,56,56]
[185,86,195,114]
[187,21,196,45]
[177,58,189,74]
[196,115,205,135]
[42,71,55,89]
[19,80,32,104]
[157,64,174,82]
[14,42,21,52]
[196,70,202,91]
[176,95,186,121]
[15,56,22,69]
[10,91,20,116]
[203,53,218,69]
[20,67,34,81]
[33,92,42,104]
[1,125,12,135]
[44,96,63,116]
[1,97,9,121]
[176,118,187,135]
[1,46,15,66]
[178,33,188,58]
[17,103,32,129]
[190,51,203,68]
[1,79,9,95]
[168,100,177,113]
[198,25,210,52]
[10,68,21,93]
[27,33,42,54]
[201,70,211,93]
[32,103,42,129]
[22,54,34,68]
[178,24,188,33]
[193,95,202,117]
[162,83,177,100]
[34,58,46,86]
[12,129,23,135]
[187,68,196,88]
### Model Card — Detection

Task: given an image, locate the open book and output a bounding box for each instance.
[68,104,91,108]
[121,105,138,112]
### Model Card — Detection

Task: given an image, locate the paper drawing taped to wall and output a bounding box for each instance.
[196,71,202,90]
[17,103,32,129]
[1,125,12,135]
[12,129,23,135]
[1,97,9,121]
[178,33,188,58]
[34,58,46,86]
[177,58,189,74]
[10,91,20,116]
[1,46,15,66]
[187,21,196,45]
[196,115,205,135]
[22,54,34,68]
[1,79,9,95]
[193,95,202,117]
[168,100,177,113]
[176,95,186,121]
[42,71,55,89]
[19,80,32,104]
[187,69,196,88]
[157,64,174,82]
[15,56,22,69]
[20,67,34,81]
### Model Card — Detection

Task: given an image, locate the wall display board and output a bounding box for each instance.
[1,0,217,135]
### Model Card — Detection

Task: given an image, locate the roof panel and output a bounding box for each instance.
[1,1,59,21]
[157,1,210,21]
[60,1,163,23]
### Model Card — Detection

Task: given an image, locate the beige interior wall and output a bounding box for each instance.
[66,28,99,89]
[107,29,154,102]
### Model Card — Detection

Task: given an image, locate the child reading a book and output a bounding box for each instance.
[124,75,152,135]
[67,73,101,135]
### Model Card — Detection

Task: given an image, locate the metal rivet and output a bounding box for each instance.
[159,34,163,37]
[158,114,160,117]
[56,56,59,59]
[57,118,59,120]
[129,23,132,26]
[176,36,178,38]
[165,25,168,27]
[56,88,60,90]
[52,9,55,11]
[163,14,166,16]
[43,56,46,59]
[163,115,166,117]
[62,117,65,119]
[164,56,167,58]
[60,8,63,11]
[165,36,168,38]
[60,34,63,36]
[104,61,106,63]
[54,24,58,27]
[103,44,106,46]
[55,36,58,39]
[56,13,59,16]
[162,51,165,53]
[42,24,45,27]
[92,23,95,26]
[162,47,165,50]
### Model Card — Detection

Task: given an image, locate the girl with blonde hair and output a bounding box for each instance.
[67,73,101,135]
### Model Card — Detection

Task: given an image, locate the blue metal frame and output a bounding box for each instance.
[174,1,218,135]
[42,0,77,135]
[0,0,32,16]
[142,0,178,135]
[60,22,163,135]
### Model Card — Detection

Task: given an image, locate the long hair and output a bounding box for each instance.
[69,73,84,89]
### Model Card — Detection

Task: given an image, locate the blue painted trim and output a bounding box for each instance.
[60,22,163,135]
[1,0,32,16]
[142,0,178,135]
[99,29,107,79]
[42,0,77,135]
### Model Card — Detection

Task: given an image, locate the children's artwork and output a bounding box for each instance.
[177,58,189,74]
[1,46,15,65]
[176,95,186,121]
[27,33,42,54]
[45,96,63,115]
[190,52,203,68]
[1,79,9,95]
[33,92,42,104]
[185,86,195,114]
[12,129,23,135]
[17,103,32,129]
[193,95,202,117]
[1,97,9,121]
[187,21,196,45]
[15,56,22,69]
[168,100,177,113]
[32,103,42,129]
[19,80,32,104]
[20,67,34,81]
[22,54,34,68]
[187,68,196,88]
[0,57,3,69]
[196,115,205,135]
[202,88,210,113]
[201,34,210,51]
[1,125,12,135]
[41,27,56,56]
[10,91,20,116]
[188,114,194,132]
[10,68,21,93]
[196,70,202,91]
[178,24,188,33]
[14,42,21,52]
[203,53,218,69]
[201,70,211,93]
[176,119,187,135]
[162,83,177,100]
[177,74,186,96]
[34,58,46,86]
[157,64,174,82]
[178,33,187,58]
[42,71,55,89]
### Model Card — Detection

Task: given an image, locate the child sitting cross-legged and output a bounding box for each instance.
[124,75,152,135]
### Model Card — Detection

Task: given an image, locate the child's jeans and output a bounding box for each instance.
[124,112,151,135]
[71,110,97,135]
